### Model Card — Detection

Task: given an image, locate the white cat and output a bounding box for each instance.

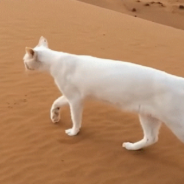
[23,36,184,151]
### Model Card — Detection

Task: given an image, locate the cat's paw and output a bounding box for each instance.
[122,142,135,150]
[65,128,79,136]
[50,108,60,123]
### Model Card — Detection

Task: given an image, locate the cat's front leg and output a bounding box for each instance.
[50,96,68,123]
[65,98,83,136]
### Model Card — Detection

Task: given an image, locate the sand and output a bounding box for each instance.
[0,0,184,183]
[78,0,184,30]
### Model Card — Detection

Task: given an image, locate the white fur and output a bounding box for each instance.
[23,36,184,150]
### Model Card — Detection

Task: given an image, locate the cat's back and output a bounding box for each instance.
[63,53,184,90]
[76,54,164,79]
[75,55,184,93]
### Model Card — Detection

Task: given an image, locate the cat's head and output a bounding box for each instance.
[23,36,49,71]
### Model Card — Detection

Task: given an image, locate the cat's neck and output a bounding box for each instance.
[35,47,68,73]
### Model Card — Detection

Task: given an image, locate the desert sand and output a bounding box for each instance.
[0,0,184,184]
[79,0,184,30]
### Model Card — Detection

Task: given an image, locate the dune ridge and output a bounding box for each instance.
[78,0,184,30]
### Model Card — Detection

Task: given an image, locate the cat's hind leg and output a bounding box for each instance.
[50,96,68,123]
[164,118,184,144]
[123,114,161,150]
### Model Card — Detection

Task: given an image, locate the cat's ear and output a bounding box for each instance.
[38,36,48,47]
[25,47,35,57]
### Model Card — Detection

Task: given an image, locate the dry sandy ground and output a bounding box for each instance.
[79,0,184,30]
[0,0,184,184]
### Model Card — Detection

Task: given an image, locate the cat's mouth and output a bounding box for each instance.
[25,63,34,70]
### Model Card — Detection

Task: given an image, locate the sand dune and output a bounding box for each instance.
[79,0,184,30]
[0,0,184,183]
